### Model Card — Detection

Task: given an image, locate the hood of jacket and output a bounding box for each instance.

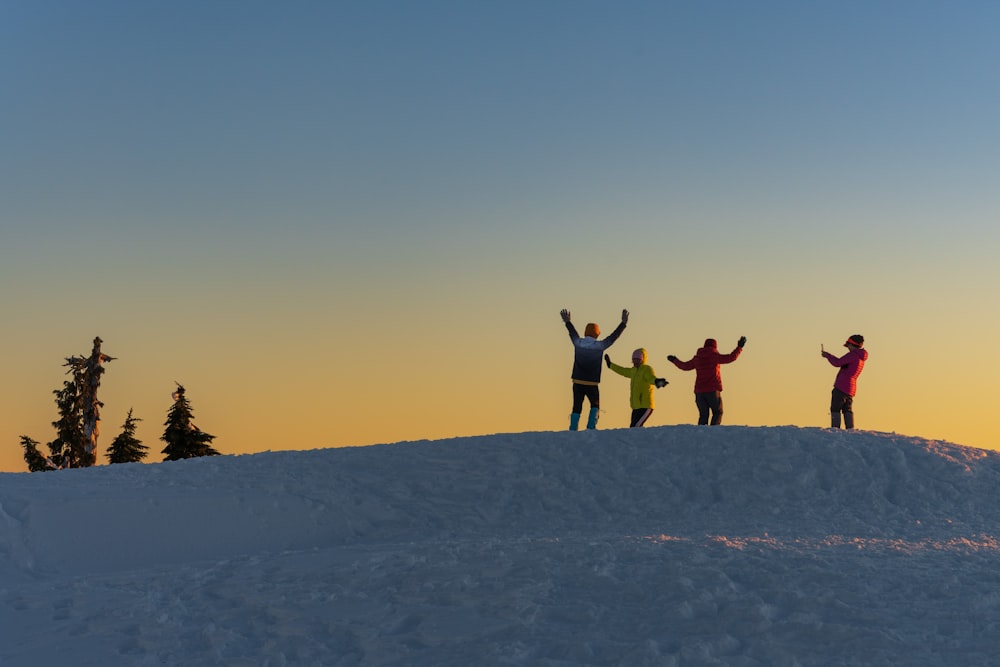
[696,340,718,357]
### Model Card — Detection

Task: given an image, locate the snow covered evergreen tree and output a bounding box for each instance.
[46,375,88,468]
[106,409,148,464]
[19,435,53,472]
[161,384,220,461]
[19,337,115,471]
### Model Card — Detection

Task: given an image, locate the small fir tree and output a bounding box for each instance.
[19,435,54,472]
[46,375,87,469]
[106,409,148,464]
[161,384,220,461]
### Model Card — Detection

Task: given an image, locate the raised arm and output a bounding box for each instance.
[718,336,746,364]
[561,309,579,341]
[599,309,629,349]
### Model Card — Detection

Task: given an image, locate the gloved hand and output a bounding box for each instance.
[654,378,668,388]
[738,336,747,348]
[560,309,571,323]
[604,354,611,368]
[667,354,678,362]
[621,309,629,323]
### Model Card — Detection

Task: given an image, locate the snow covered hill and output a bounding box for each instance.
[2,426,1000,666]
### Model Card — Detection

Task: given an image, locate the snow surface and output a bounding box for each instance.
[3,426,1000,666]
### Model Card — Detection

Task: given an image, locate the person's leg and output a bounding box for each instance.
[695,393,710,425]
[843,394,855,429]
[585,386,601,429]
[709,392,723,425]
[830,389,845,428]
[570,384,586,430]
[631,408,653,427]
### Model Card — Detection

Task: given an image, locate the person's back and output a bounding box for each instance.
[668,336,745,425]
[570,324,612,385]
[560,309,629,430]
[671,339,742,391]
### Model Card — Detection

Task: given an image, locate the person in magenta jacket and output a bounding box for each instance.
[822,334,868,429]
[667,336,746,425]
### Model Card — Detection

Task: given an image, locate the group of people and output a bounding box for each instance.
[560,308,868,431]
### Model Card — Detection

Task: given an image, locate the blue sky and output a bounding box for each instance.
[3,1,1000,470]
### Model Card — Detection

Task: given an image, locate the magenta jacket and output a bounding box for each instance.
[823,348,868,396]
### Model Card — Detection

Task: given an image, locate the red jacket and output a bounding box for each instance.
[670,339,742,393]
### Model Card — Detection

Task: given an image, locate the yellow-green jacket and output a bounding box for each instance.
[608,348,659,409]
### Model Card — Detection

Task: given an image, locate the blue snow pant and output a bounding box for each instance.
[571,384,600,430]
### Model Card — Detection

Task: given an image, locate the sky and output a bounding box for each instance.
[3,426,1000,664]
[3,1,1000,471]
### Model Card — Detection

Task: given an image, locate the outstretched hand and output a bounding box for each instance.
[621,309,629,323]
[667,354,678,362]
[604,354,611,368]
[738,335,747,348]
[560,309,571,323]
[654,378,668,388]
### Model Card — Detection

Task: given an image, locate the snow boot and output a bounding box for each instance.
[586,407,600,429]
[569,413,581,431]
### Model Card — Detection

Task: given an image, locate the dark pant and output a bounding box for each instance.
[830,388,854,428]
[572,383,600,413]
[695,391,723,425]
[630,408,653,427]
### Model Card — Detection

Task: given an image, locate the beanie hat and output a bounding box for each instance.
[845,334,865,348]
[585,323,600,338]
[703,338,717,349]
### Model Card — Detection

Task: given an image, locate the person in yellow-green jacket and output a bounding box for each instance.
[604,348,668,427]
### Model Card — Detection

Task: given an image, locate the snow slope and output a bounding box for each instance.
[2,426,1000,666]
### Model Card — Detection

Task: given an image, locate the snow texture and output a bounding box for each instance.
[2,425,1000,666]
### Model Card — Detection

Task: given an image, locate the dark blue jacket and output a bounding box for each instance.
[565,321,627,385]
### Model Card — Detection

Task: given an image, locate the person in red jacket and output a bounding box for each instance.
[667,336,746,425]
[822,334,868,429]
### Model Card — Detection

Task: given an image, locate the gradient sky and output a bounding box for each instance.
[3,1,999,472]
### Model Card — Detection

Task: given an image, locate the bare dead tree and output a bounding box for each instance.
[64,336,115,467]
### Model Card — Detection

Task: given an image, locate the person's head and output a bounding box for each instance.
[844,334,864,349]
[703,338,718,350]
[631,348,647,367]
[585,323,600,338]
